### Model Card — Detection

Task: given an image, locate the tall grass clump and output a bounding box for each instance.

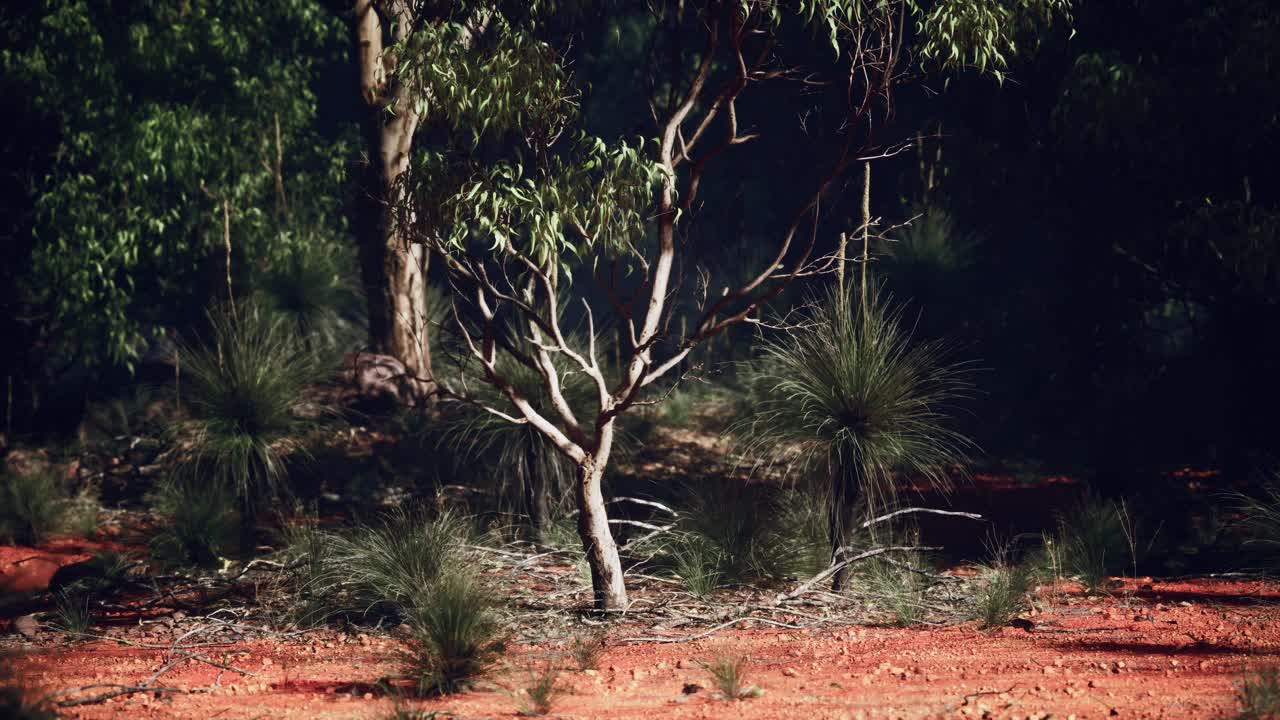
[263,241,365,352]
[401,570,506,695]
[741,286,974,589]
[1048,495,1134,593]
[883,203,975,278]
[297,507,471,621]
[699,651,763,700]
[1235,666,1280,719]
[1229,475,1280,571]
[148,478,239,567]
[0,470,74,545]
[662,482,829,594]
[972,561,1033,628]
[178,303,325,554]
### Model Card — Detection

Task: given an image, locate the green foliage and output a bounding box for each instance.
[972,560,1032,628]
[885,204,975,277]
[295,508,472,623]
[789,0,1072,79]
[178,304,324,502]
[400,570,507,695]
[1049,495,1133,594]
[1235,666,1280,720]
[668,532,725,597]
[742,287,974,522]
[4,0,350,369]
[262,242,364,353]
[148,478,239,567]
[859,557,929,626]
[699,652,763,700]
[0,470,76,546]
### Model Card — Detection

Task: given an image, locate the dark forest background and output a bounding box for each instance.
[2,0,1277,486]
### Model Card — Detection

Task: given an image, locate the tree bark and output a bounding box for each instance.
[353,0,433,399]
[575,423,628,610]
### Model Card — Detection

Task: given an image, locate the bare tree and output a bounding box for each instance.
[393,0,1070,610]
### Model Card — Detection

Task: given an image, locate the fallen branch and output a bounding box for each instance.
[620,615,813,644]
[773,546,941,604]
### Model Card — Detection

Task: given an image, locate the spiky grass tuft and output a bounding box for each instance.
[297,508,472,622]
[699,652,763,700]
[511,656,564,716]
[178,302,325,552]
[52,589,93,638]
[567,630,607,671]
[1051,495,1131,594]
[401,570,507,695]
[149,478,239,567]
[0,470,74,546]
[972,561,1033,628]
[1230,476,1280,572]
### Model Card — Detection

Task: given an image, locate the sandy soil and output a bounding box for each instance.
[5,574,1278,720]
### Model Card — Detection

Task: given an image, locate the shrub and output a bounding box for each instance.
[668,532,725,597]
[149,479,239,567]
[0,470,75,545]
[740,286,974,589]
[699,652,762,700]
[178,303,325,554]
[1235,666,1280,719]
[401,570,506,695]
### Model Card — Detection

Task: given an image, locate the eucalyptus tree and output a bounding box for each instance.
[394,0,1070,610]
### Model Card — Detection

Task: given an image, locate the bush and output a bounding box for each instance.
[262,242,364,352]
[1235,666,1280,719]
[0,470,78,545]
[51,589,93,638]
[149,479,240,567]
[401,571,506,695]
[178,303,325,553]
[740,286,974,589]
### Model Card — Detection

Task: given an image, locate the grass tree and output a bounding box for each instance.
[392,0,1070,610]
[743,287,975,589]
[178,304,324,555]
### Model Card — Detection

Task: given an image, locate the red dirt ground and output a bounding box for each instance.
[6,575,1279,719]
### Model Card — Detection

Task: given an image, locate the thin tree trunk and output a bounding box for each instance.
[829,464,859,592]
[860,160,870,319]
[575,423,627,610]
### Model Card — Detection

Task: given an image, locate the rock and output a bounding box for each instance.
[783,667,799,677]
[12,614,39,638]
[681,682,703,695]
